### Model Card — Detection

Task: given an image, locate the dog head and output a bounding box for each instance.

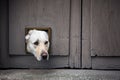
[25,29,50,61]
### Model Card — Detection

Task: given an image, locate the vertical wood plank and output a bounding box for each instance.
[82,0,92,68]
[0,0,10,68]
[92,57,120,69]
[69,0,81,68]
[0,0,2,68]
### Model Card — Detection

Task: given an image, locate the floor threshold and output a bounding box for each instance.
[0,69,120,80]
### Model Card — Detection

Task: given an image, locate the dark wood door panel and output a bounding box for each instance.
[9,0,70,55]
[91,0,120,56]
[0,0,70,68]
[82,0,120,69]
[0,0,82,68]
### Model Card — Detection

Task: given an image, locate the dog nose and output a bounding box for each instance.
[41,52,47,59]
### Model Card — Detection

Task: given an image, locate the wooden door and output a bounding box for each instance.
[82,0,120,69]
[0,0,81,68]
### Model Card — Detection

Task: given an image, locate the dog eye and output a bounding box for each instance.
[34,41,39,45]
[45,41,48,45]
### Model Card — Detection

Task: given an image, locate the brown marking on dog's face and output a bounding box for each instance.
[33,40,49,61]
[36,42,47,60]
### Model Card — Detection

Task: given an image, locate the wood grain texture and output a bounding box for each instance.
[82,0,92,68]
[9,0,70,55]
[91,0,120,56]
[69,0,81,68]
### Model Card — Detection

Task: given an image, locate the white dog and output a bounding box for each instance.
[25,29,50,61]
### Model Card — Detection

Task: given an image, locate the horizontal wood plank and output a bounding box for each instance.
[82,0,92,68]
[92,57,120,69]
[8,56,68,68]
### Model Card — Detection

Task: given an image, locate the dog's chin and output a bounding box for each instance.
[33,54,42,61]
[33,53,49,61]
[35,55,49,61]
[36,56,42,61]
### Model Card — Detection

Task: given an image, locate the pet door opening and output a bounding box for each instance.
[25,27,51,54]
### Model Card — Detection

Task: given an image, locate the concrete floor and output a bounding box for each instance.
[0,69,120,80]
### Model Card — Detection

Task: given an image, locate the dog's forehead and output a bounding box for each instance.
[29,30,48,43]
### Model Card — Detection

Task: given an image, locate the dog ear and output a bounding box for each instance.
[25,29,37,42]
[28,30,34,35]
[25,34,30,40]
[25,30,33,41]
[25,34,30,43]
[25,30,34,39]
